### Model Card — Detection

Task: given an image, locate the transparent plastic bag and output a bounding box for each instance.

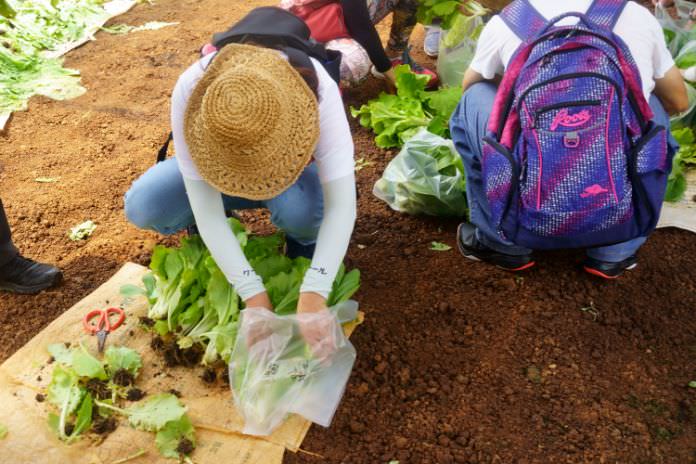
[436,11,486,88]
[656,0,696,56]
[373,129,468,217]
[229,301,358,436]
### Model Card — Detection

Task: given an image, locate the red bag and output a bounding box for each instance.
[293,2,350,43]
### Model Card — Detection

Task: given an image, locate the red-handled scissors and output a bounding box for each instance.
[82,307,126,353]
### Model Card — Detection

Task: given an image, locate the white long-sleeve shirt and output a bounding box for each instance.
[171,52,356,301]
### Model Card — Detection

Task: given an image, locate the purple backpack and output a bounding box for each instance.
[482,0,670,250]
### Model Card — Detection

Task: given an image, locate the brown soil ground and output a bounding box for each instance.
[1,1,694,463]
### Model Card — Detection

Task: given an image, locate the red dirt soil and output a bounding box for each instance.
[0,1,694,463]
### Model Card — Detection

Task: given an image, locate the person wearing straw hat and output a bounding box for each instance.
[124,43,356,339]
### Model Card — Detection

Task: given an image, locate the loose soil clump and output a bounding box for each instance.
[111,368,135,387]
[176,438,195,455]
[126,387,145,401]
[201,368,216,384]
[92,417,117,436]
[86,378,111,400]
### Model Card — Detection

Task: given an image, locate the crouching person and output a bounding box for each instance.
[450,0,689,279]
[124,41,356,336]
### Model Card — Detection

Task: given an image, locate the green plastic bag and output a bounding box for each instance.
[373,129,468,217]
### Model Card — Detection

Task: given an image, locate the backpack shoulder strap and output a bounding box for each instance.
[499,0,548,42]
[585,0,628,31]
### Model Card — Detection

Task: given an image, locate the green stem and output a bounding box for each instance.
[111,449,147,464]
[94,399,129,416]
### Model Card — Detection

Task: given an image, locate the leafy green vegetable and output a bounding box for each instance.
[47,365,85,440]
[68,220,96,241]
[155,415,196,459]
[417,0,463,29]
[351,65,462,148]
[48,343,73,365]
[140,218,360,365]
[417,0,488,30]
[0,0,16,19]
[104,346,143,377]
[430,241,452,251]
[95,394,187,432]
[665,127,696,202]
[68,393,93,443]
[0,0,112,116]
[71,344,108,380]
[374,130,468,217]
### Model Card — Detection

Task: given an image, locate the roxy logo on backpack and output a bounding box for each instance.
[482,0,671,250]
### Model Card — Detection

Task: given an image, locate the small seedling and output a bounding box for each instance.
[688,381,696,389]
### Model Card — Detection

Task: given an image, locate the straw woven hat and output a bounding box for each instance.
[184,43,319,200]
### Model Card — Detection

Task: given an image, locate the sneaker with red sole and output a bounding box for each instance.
[372,46,439,88]
[583,256,638,279]
[456,223,535,272]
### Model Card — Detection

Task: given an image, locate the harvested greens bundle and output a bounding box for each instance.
[131,219,361,366]
[373,129,467,217]
[351,65,462,148]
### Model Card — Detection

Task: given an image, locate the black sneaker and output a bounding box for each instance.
[583,256,637,280]
[456,223,535,271]
[0,255,62,294]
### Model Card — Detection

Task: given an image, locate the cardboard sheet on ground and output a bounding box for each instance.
[0,0,137,130]
[658,170,696,233]
[0,263,363,463]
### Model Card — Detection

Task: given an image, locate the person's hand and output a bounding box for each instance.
[245,292,273,311]
[297,292,339,362]
[383,67,397,94]
[243,292,274,348]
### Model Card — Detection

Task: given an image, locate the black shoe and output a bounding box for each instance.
[285,238,316,260]
[0,255,62,294]
[583,256,637,280]
[456,223,535,271]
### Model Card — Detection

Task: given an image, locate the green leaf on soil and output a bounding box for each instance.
[155,415,196,458]
[0,423,7,439]
[120,284,146,297]
[68,220,96,241]
[430,241,452,251]
[47,343,73,365]
[47,365,83,414]
[67,393,92,442]
[71,345,108,380]
[104,346,143,377]
[101,393,187,432]
[689,381,696,389]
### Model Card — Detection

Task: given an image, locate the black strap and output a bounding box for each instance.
[156,132,173,164]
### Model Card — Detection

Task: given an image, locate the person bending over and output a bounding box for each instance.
[124,42,356,346]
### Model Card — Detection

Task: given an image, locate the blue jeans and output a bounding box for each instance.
[450,83,676,262]
[124,158,324,246]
